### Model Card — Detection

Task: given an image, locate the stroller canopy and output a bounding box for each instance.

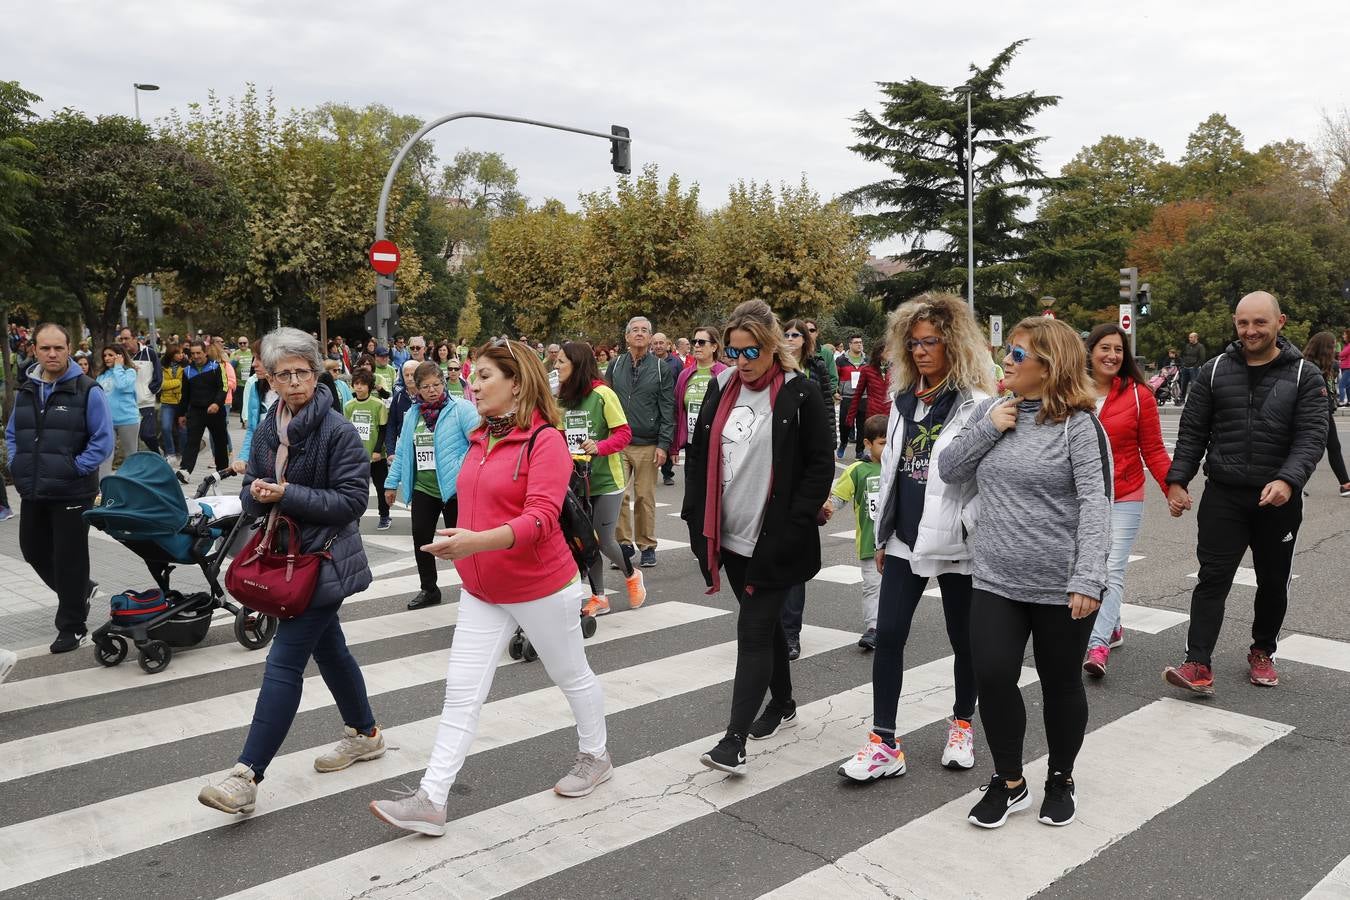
[84,452,190,537]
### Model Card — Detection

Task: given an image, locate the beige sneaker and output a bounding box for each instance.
[314,725,386,773]
[198,763,257,815]
[554,750,614,797]
[370,786,447,836]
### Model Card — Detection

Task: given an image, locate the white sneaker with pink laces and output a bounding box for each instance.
[838,732,906,782]
[941,718,976,769]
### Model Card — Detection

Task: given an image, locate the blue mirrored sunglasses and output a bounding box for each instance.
[1006,345,1030,364]
[724,346,761,361]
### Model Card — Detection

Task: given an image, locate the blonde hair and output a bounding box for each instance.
[1008,316,1096,424]
[886,292,995,396]
[475,339,561,431]
[722,299,800,372]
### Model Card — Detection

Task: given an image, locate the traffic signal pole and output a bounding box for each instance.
[371,111,633,344]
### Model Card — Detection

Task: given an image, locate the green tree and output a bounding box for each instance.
[1167,113,1260,200]
[846,39,1067,318]
[0,81,41,255]
[481,199,583,341]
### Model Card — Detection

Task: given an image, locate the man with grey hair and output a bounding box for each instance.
[607,316,675,568]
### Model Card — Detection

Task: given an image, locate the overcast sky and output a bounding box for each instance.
[8,0,1349,256]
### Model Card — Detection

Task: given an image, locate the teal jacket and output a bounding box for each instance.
[96,366,140,427]
[384,396,478,503]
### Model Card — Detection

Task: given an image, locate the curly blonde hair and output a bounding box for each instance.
[723,299,801,372]
[1007,317,1096,424]
[886,292,996,396]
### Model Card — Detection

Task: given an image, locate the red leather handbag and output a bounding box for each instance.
[226,511,330,619]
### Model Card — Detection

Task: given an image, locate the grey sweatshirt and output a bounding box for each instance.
[938,398,1113,605]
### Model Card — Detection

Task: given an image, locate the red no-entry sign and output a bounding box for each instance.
[369,240,400,275]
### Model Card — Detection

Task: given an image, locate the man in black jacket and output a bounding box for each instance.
[1178,331,1207,401]
[1162,292,1330,695]
[176,340,231,483]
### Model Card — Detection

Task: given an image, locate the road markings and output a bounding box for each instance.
[1277,634,1350,674]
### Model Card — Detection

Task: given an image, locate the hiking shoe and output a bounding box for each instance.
[198,763,257,815]
[407,589,441,610]
[377,516,392,530]
[968,775,1032,829]
[748,702,798,740]
[49,631,88,654]
[0,505,13,522]
[611,544,635,571]
[1039,771,1077,826]
[1109,626,1124,649]
[176,470,190,485]
[838,732,906,782]
[786,638,801,661]
[1163,661,1215,696]
[640,548,657,568]
[625,568,647,609]
[941,718,976,770]
[1083,645,1109,678]
[370,786,447,837]
[554,750,614,797]
[314,725,386,773]
[858,628,877,651]
[0,648,16,685]
[1248,649,1279,686]
[582,595,610,617]
[699,732,747,775]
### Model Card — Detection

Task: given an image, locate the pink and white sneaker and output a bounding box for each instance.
[838,732,906,782]
[1109,626,1124,649]
[1083,645,1110,678]
[941,718,976,769]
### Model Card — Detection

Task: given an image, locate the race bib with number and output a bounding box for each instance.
[686,401,701,435]
[351,411,372,442]
[564,409,592,454]
[865,474,881,520]
[414,430,436,471]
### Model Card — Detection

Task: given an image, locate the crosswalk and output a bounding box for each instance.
[4,486,1350,900]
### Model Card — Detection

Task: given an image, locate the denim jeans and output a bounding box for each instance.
[159,404,182,457]
[1088,501,1143,651]
[239,603,375,781]
[1339,369,1350,405]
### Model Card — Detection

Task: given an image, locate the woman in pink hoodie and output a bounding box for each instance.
[369,339,610,837]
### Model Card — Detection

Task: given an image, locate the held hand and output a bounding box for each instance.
[1258,479,1293,507]
[1166,483,1192,518]
[371,452,383,462]
[989,397,1019,433]
[820,503,834,522]
[207,403,219,415]
[654,447,668,467]
[230,459,246,475]
[874,550,886,575]
[251,480,285,505]
[1068,592,1101,620]
[422,527,477,561]
[384,490,396,508]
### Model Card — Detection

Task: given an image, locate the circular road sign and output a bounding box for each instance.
[369,240,400,275]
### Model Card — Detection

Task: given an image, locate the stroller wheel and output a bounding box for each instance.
[138,640,173,674]
[581,614,597,639]
[507,632,525,660]
[234,610,278,651]
[521,639,539,663]
[94,634,128,667]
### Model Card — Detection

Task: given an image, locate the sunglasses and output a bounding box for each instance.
[692,338,714,347]
[446,366,461,373]
[1006,345,1032,364]
[491,337,519,363]
[724,346,761,361]
[906,337,944,352]
[784,331,804,339]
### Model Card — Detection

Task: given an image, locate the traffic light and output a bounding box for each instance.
[1138,282,1151,317]
[610,125,631,175]
[1118,267,1138,304]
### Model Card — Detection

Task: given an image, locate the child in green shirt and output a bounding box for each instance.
[821,414,889,649]
[345,370,392,529]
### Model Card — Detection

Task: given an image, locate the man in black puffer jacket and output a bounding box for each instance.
[1162,291,1330,696]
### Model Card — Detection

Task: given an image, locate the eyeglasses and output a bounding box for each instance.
[272,369,317,384]
[692,338,713,347]
[784,331,804,339]
[418,381,445,391]
[1006,345,1032,365]
[724,346,762,361]
[906,337,944,352]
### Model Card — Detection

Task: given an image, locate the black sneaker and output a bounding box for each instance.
[406,589,442,611]
[699,732,747,775]
[50,631,89,654]
[967,774,1032,829]
[1038,771,1076,826]
[748,702,798,741]
[786,638,801,661]
[640,548,657,568]
[176,470,189,485]
[858,628,877,651]
[662,476,675,486]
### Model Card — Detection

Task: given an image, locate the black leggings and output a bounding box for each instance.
[411,491,458,593]
[970,589,1095,780]
[872,555,974,738]
[723,551,793,737]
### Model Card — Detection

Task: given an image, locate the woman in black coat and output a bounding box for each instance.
[682,300,835,775]
[198,327,382,816]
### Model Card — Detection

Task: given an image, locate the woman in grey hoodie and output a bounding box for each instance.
[939,316,1112,831]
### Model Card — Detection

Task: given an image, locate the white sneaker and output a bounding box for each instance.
[941,718,976,770]
[838,732,906,782]
[0,649,16,685]
[198,763,257,815]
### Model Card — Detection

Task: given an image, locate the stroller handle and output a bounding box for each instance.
[194,468,238,499]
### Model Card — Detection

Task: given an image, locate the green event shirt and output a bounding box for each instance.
[559,384,628,496]
[344,396,389,457]
[683,365,714,435]
[372,364,398,396]
[412,417,440,498]
[831,460,883,559]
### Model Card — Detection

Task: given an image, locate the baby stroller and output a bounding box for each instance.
[507,454,601,663]
[83,452,278,674]
[1149,364,1182,406]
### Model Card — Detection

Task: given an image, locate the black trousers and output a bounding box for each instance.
[1185,480,1303,666]
[137,406,160,454]
[371,460,390,518]
[20,498,94,635]
[411,491,458,593]
[970,589,1095,780]
[838,394,855,450]
[723,551,793,737]
[780,582,806,640]
[180,408,230,474]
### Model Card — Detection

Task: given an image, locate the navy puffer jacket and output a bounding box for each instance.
[241,383,373,607]
[1167,338,1330,490]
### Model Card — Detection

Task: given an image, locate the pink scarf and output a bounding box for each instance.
[702,362,784,594]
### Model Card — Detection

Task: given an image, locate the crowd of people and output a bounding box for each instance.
[0,292,1347,838]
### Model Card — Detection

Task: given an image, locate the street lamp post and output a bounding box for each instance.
[132,83,159,122]
[954,85,975,316]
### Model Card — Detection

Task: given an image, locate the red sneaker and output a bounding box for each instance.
[1247,649,1279,686]
[1109,626,1124,649]
[1163,661,1215,696]
[1083,645,1109,678]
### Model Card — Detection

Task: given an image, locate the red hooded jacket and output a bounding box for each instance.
[1098,377,1172,502]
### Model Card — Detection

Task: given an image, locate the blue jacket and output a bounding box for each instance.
[384,396,478,503]
[238,374,277,464]
[385,386,414,458]
[97,365,141,426]
[7,359,114,500]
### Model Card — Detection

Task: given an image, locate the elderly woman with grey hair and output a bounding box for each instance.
[198,327,383,816]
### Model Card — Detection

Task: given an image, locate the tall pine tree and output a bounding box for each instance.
[846,40,1065,318]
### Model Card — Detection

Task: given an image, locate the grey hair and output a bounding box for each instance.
[625,316,652,334]
[259,327,323,374]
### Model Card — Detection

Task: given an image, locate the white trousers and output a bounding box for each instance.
[860,561,881,630]
[419,582,607,805]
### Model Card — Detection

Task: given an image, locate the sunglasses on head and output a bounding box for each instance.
[724,346,761,361]
[491,337,519,363]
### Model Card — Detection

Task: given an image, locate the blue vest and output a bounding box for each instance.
[11,373,100,501]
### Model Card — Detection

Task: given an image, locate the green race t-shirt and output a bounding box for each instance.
[683,365,714,435]
[831,460,883,559]
[372,364,398,397]
[344,396,389,457]
[412,417,440,498]
[559,384,628,496]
